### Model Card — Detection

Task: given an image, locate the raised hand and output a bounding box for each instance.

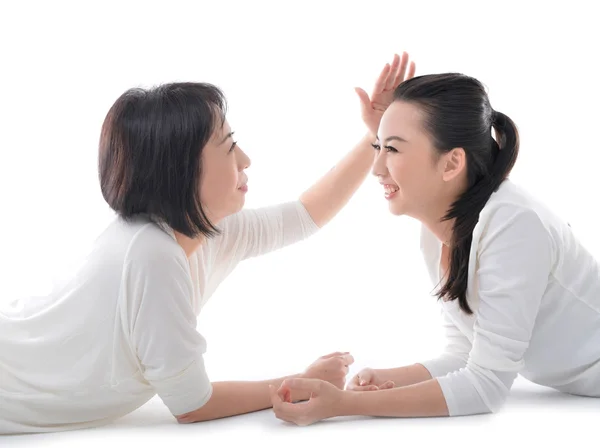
[355,52,416,136]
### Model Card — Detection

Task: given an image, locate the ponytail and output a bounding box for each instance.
[436,110,520,314]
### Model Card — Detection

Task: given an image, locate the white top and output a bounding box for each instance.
[0,201,319,434]
[419,180,600,416]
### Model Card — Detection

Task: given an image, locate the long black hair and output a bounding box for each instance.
[394,74,519,314]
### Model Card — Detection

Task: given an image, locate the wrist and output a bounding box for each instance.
[289,372,310,402]
[362,131,377,146]
[336,389,360,417]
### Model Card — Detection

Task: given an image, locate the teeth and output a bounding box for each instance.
[384,185,399,194]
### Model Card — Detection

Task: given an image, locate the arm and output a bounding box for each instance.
[299,52,415,227]
[344,378,449,417]
[128,242,336,422]
[212,133,374,264]
[352,208,551,417]
[211,53,415,264]
[273,207,552,423]
[372,364,432,388]
[299,133,375,228]
[210,133,374,265]
[373,311,472,387]
[176,376,303,423]
[177,351,353,423]
[418,310,472,378]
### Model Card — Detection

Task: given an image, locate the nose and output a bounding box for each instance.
[236,145,251,170]
[371,150,387,178]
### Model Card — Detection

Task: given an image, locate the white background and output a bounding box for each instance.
[1,0,598,446]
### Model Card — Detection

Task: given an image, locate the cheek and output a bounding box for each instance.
[201,157,237,189]
[388,156,412,186]
[390,156,437,194]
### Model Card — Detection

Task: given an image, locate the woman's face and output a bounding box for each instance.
[372,101,464,220]
[199,119,251,223]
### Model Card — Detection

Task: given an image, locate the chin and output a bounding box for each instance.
[388,201,407,216]
[234,196,246,213]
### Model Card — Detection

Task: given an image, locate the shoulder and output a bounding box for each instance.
[124,220,188,271]
[473,180,556,255]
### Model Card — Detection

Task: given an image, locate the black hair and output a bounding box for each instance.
[99,82,227,238]
[394,74,519,314]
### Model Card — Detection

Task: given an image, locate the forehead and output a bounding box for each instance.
[210,118,231,142]
[378,101,425,138]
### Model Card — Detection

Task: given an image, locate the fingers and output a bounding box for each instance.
[273,400,314,426]
[270,385,312,425]
[357,369,374,387]
[345,369,374,391]
[348,384,380,391]
[269,384,284,405]
[393,51,410,87]
[321,351,350,359]
[280,378,322,395]
[346,378,394,392]
[373,63,391,95]
[355,87,371,111]
[385,53,401,90]
[407,60,416,80]
[279,383,293,403]
[338,353,354,367]
[321,352,354,369]
[326,354,354,378]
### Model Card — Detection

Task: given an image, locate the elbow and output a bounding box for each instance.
[175,411,196,424]
[174,405,213,424]
[486,392,509,414]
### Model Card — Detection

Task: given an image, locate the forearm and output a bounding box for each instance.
[339,378,449,418]
[177,375,306,423]
[376,363,433,387]
[300,133,375,228]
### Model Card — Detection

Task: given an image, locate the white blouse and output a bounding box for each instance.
[0,201,319,434]
[419,180,600,415]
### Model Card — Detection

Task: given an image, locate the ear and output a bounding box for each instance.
[441,147,466,182]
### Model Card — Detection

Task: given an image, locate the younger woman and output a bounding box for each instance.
[271,73,600,425]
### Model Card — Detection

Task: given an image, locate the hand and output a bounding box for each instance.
[270,378,343,426]
[346,367,395,391]
[301,352,354,390]
[355,51,416,137]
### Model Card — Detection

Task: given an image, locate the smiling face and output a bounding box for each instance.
[199,119,251,223]
[372,100,466,221]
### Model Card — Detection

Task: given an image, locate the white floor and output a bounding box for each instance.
[4,377,597,448]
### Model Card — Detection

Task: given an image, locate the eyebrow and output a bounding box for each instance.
[376,135,408,144]
[219,131,234,145]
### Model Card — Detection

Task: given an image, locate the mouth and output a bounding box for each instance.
[238,183,248,193]
[382,184,399,200]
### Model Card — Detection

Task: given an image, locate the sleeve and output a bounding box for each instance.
[125,249,212,416]
[420,311,472,377]
[435,206,553,416]
[212,200,320,266]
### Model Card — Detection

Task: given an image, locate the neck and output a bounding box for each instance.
[417,199,456,247]
[174,210,223,258]
[174,232,206,258]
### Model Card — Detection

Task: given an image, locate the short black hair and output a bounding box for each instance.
[98,82,227,238]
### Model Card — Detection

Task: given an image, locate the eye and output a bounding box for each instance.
[229,141,238,153]
[371,143,381,151]
[384,145,398,153]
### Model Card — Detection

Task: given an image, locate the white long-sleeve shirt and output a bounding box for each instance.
[0,201,319,434]
[420,180,600,415]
